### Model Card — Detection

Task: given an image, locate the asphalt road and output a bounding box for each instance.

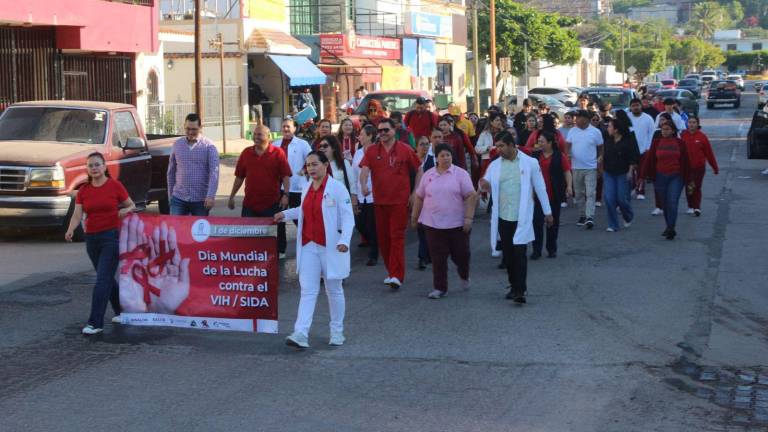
[1,92,768,431]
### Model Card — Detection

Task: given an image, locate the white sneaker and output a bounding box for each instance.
[560,202,568,208]
[329,332,345,346]
[383,277,392,284]
[623,220,632,228]
[595,201,602,207]
[388,277,402,289]
[762,168,768,175]
[279,252,286,259]
[461,278,471,291]
[427,289,446,299]
[686,208,695,215]
[606,227,616,232]
[636,194,646,200]
[111,315,122,324]
[81,325,103,335]
[651,208,663,216]
[491,250,501,258]
[285,332,310,348]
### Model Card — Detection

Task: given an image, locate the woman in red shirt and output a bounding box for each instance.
[335,118,358,161]
[312,119,333,150]
[275,151,355,348]
[681,115,718,216]
[65,152,135,335]
[438,116,477,171]
[531,131,573,258]
[642,122,693,240]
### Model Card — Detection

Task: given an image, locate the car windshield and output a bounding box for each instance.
[661,80,675,85]
[537,95,564,106]
[647,83,662,88]
[711,81,737,90]
[354,94,422,115]
[679,79,697,86]
[0,107,107,144]
[584,91,631,107]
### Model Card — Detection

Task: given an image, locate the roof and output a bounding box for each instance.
[13,100,134,110]
[245,28,310,55]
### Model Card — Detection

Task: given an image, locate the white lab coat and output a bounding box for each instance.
[484,152,551,250]
[282,177,355,280]
[272,136,312,193]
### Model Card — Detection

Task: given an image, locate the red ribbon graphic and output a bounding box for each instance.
[119,241,176,306]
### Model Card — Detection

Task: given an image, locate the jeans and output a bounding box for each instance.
[424,226,470,292]
[654,172,684,229]
[242,203,286,253]
[603,172,634,230]
[572,169,597,219]
[532,198,561,255]
[85,229,122,328]
[294,242,345,337]
[498,219,528,298]
[170,196,209,216]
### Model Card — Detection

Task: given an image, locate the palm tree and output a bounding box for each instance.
[688,2,726,40]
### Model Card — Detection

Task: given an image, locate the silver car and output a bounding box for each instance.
[726,74,744,90]
[528,87,578,105]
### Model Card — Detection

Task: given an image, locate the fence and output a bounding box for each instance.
[144,85,241,135]
[145,102,196,135]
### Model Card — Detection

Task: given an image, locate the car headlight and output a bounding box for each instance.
[29,166,65,189]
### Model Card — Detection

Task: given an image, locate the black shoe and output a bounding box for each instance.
[530,252,541,260]
[694,209,701,217]
[417,259,427,270]
[366,258,377,266]
[513,296,527,304]
[547,252,557,258]
[665,228,676,240]
[576,216,586,226]
[585,218,594,230]
[661,228,669,237]
[505,290,516,300]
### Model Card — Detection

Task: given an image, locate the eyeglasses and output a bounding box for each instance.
[377,128,391,133]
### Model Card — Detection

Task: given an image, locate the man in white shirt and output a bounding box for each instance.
[654,98,686,132]
[340,88,364,112]
[627,98,656,200]
[273,118,312,252]
[566,110,604,229]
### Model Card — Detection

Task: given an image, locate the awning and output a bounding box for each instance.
[268,55,327,87]
[246,28,311,56]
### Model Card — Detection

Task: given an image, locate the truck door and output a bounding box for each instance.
[111,110,152,205]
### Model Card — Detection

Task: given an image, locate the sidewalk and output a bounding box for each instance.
[211,138,252,156]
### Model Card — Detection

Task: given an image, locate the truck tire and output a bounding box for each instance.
[158,196,170,215]
[63,197,85,242]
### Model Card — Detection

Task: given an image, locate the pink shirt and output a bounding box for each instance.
[415,165,475,229]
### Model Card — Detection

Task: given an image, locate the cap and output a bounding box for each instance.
[416,96,428,104]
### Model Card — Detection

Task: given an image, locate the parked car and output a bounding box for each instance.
[753,81,763,92]
[0,101,174,239]
[579,87,640,111]
[568,86,583,95]
[677,78,702,98]
[661,79,677,89]
[758,85,768,109]
[350,90,433,127]
[528,87,577,105]
[641,82,663,97]
[706,80,741,109]
[524,94,571,118]
[747,107,768,159]
[655,89,700,115]
[726,74,745,90]
[684,74,702,85]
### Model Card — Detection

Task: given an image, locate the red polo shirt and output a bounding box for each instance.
[235,144,292,212]
[301,175,328,246]
[75,178,129,234]
[360,141,420,205]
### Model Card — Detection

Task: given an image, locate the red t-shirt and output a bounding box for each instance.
[235,145,292,212]
[75,178,129,234]
[539,153,571,200]
[360,141,420,205]
[404,110,438,139]
[654,137,683,175]
[301,175,328,246]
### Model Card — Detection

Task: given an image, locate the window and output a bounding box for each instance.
[113,111,140,148]
[727,44,737,51]
[435,63,453,94]
[754,43,763,51]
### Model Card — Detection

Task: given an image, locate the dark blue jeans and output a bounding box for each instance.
[603,172,634,230]
[170,196,209,216]
[654,172,684,229]
[242,203,286,253]
[85,229,121,329]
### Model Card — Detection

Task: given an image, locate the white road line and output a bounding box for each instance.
[730,145,738,162]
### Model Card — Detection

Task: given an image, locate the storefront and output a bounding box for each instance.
[318,32,404,122]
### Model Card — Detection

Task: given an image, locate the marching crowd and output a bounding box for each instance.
[66,94,720,348]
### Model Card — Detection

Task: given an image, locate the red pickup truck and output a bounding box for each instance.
[0,100,176,239]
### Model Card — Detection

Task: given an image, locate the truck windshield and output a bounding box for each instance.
[0,107,107,144]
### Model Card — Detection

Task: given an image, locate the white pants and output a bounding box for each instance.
[294,242,345,337]
[572,169,597,219]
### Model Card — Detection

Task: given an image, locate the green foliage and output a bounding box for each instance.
[623,49,667,78]
[475,0,582,76]
[725,50,768,70]
[669,38,726,71]
[687,2,729,39]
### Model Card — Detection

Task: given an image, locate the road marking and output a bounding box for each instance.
[737,121,747,137]
[730,145,738,162]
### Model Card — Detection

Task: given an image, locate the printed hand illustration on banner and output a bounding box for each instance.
[119,214,190,314]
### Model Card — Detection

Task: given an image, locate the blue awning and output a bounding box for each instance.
[267,55,327,87]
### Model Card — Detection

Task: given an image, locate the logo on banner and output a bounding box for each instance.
[192,219,211,242]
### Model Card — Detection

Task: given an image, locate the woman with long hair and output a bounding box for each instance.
[530,131,573,258]
[316,135,358,212]
[336,117,359,161]
[649,112,673,216]
[438,116,477,171]
[313,118,333,150]
[366,99,387,127]
[524,113,567,154]
[518,114,537,149]
[475,112,505,177]
[65,152,136,335]
[603,117,640,232]
[681,115,718,216]
[351,125,379,266]
[641,120,693,240]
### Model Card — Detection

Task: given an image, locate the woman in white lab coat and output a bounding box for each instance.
[275,151,355,348]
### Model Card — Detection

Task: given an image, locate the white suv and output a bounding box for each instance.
[528,87,577,105]
[727,74,745,90]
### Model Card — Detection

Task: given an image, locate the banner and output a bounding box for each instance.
[117,214,278,333]
[381,66,412,90]
[418,39,437,78]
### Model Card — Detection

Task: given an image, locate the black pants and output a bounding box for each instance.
[499,219,527,298]
[242,202,286,253]
[532,198,561,255]
[356,202,379,260]
[417,224,431,262]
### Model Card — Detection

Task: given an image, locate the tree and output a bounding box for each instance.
[475,0,582,76]
[697,42,726,69]
[623,48,666,80]
[669,37,725,71]
[687,2,728,39]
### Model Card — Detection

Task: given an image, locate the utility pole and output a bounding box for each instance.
[490,0,497,105]
[620,18,626,84]
[524,40,529,91]
[209,33,239,154]
[472,1,481,112]
[194,0,203,116]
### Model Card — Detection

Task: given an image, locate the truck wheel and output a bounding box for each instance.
[63,198,85,242]
[158,197,170,215]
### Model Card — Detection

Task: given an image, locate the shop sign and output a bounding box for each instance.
[242,0,286,23]
[405,12,452,39]
[320,33,401,60]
